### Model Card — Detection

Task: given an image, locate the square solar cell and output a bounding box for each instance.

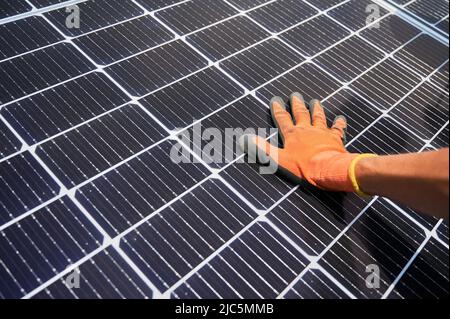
[268,188,370,255]
[220,160,295,211]
[44,0,144,37]
[0,152,60,224]
[257,62,342,104]
[394,34,449,77]
[1,72,131,144]
[388,82,449,140]
[220,38,305,90]
[187,16,270,61]
[348,116,425,155]
[0,16,64,61]
[105,40,208,97]
[36,104,168,187]
[359,15,421,53]
[0,43,96,105]
[0,119,21,159]
[279,15,350,58]
[390,200,440,231]
[313,35,385,83]
[0,0,31,19]
[405,0,449,24]
[247,0,318,33]
[139,67,245,130]
[349,58,422,110]
[328,0,389,31]
[322,89,383,141]
[0,196,103,299]
[155,0,238,35]
[74,15,174,65]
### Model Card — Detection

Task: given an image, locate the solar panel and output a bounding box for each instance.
[0,0,448,300]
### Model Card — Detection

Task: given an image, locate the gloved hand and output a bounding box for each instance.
[240,93,366,193]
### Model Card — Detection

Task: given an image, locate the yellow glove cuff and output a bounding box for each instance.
[349,154,378,198]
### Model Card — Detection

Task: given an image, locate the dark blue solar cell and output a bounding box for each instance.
[105,40,208,97]
[256,62,342,104]
[155,0,238,35]
[220,38,305,90]
[328,0,389,31]
[0,16,64,60]
[0,152,60,225]
[0,43,95,105]
[359,15,421,53]
[0,120,21,159]
[0,0,31,19]
[388,82,449,140]
[1,72,130,145]
[33,247,153,299]
[323,89,382,141]
[44,0,144,36]
[74,15,174,65]
[187,16,270,61]
[139,67,245,129]
[247,0,317,33]
[349,58,422,110]
[0,197,103,299]
[348,117,425,155]
[36,104,168,188]
[394,34,449,77]
[405,0,449,24]
[313,35,385,83]
[279,15,350,58]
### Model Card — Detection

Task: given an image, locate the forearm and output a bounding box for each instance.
[356,149,450,219]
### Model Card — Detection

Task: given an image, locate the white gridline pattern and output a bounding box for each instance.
[0,0,448,299]
[387,0,449,34]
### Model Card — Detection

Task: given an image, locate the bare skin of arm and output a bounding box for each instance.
[357,149,449,219]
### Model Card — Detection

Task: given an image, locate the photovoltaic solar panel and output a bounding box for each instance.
[0,0,448,300]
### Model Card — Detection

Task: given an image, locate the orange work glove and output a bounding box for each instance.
[240,93,366,193]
